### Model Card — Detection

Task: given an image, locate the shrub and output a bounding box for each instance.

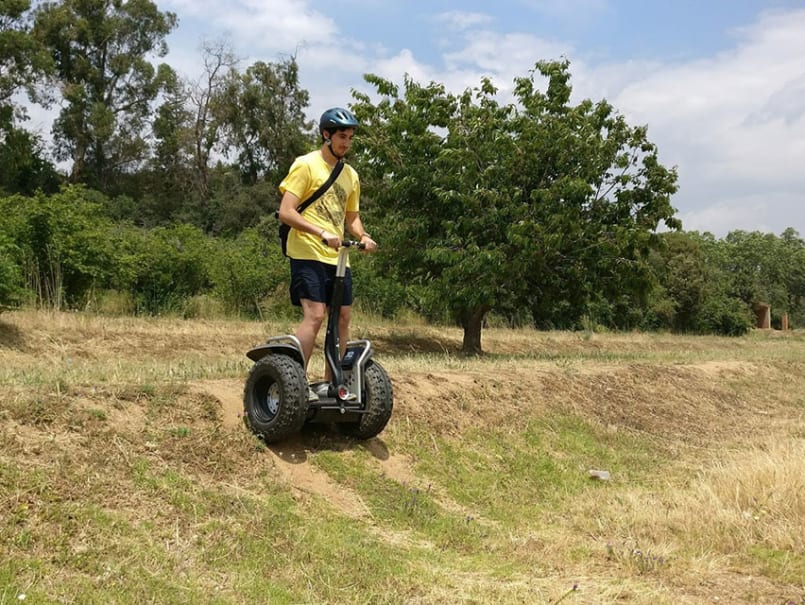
[0,235,23,308]
[114,223,213,315]
[208,219,287,318]
[696,296,753,336]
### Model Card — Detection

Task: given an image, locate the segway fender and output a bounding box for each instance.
[246,339,304,366]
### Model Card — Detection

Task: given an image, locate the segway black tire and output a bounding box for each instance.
[337,360,393,439]
[243,354,308,443]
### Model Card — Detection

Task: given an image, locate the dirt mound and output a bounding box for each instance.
[192,354,798,526]
[195,377,501,523]
[193,379,244,429]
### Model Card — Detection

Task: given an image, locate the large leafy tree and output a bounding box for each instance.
[216,56,313,187]
[509,61,680,332]
[0,0,52,121]
[352,60,680,353]
[0,0,59,195]
[33,0,177,192]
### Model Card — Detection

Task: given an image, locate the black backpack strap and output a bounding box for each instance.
[296,159,344,216]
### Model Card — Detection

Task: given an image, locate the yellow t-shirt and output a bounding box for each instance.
[279,150,360,264]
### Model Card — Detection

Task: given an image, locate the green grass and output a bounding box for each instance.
[312,449,489,553]
[748,546,805,585]
[405,414,660,525]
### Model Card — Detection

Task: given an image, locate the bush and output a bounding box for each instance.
[114,223,213,315]
[84,289,136,315]
[181,294,228,319]
[696,296,753,336]
[0,187,118,309]
[208,219,288,318]
[0,235,23,307]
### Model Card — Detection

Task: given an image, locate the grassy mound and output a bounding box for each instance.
[1,311,804,604]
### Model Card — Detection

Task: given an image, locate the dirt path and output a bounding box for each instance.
[197,377,497,527]
[197,379,372,518]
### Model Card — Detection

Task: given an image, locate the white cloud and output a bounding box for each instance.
[371,48,431,84]
[163,0,337,55]
[748,72,805,126]
[598,8,805,235]
[442,31,570,76]
[679,200,773,236]
[434,11,494,31]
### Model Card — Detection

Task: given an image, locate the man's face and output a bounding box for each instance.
[328,128,355,156]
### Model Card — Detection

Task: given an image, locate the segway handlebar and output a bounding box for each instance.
[321,239,367,249]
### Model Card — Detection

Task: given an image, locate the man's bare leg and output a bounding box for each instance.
[296,299,326,373]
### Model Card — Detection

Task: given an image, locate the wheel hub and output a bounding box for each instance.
[266,382,280,416]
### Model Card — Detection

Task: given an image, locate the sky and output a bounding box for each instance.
[85,1,805,236]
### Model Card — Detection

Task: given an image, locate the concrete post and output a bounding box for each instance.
[755,303,771,329]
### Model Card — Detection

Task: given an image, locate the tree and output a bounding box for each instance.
[187,38,239,201]
[646,231,754,335]
[33,0,177,192]
[153,38,241,231]
[0,0,59,195]
[718,229,805,328]
[779,228,805,326]
[147,38,242,219]
[508,61,679,333]
[217,56,313,187]
[132,39,239,229]
[352,61,680,354]
[649,232,711,331]
[0,126,61,195]
[0,0,53,121]
[139,74,195,225]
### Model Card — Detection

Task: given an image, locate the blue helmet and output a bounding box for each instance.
[319,107,359,133]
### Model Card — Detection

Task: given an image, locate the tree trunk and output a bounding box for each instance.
[461,304,490,355]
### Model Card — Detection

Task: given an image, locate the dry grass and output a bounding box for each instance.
[1,309,804,604]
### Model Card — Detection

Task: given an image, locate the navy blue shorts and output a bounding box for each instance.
[289,259,353,307]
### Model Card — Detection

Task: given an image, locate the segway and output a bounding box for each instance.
[243,240,393,443]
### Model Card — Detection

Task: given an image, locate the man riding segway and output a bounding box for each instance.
[241,107,393,444]
[277,107,377,402]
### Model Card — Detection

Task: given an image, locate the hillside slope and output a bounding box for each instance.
[1,311,804,604]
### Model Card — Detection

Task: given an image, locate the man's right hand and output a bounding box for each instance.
[320,230,339,249]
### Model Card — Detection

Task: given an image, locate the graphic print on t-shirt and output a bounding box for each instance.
[312,180,347,229]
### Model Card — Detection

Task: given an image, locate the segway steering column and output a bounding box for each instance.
[323,240,365,401]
